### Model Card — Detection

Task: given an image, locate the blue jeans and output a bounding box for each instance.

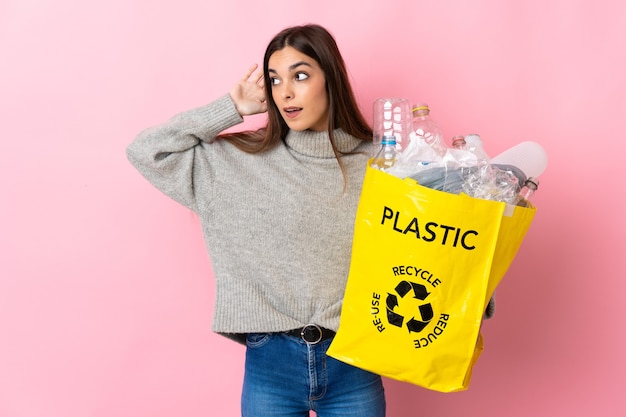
[241,332,386,417]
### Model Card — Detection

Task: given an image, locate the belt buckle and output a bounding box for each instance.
[300,324,323,344]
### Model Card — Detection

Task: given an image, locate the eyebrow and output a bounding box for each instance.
[268,61,312,74]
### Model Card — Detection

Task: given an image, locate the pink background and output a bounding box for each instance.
[1,1,624,416]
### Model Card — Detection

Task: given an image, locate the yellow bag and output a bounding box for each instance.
[327,164,535,392]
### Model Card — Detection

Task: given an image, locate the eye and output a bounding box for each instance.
[295,72,309,81]
[270,77,281,86]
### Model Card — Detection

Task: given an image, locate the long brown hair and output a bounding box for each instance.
[219,24,372,158]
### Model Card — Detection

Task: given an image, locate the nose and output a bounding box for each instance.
[280,82,294,100]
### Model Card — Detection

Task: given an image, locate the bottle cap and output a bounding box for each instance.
[412,103,430,115]
[381,135,397,145]
[525,177,539,190]
[490,141,548,179]
[451,135,466,147]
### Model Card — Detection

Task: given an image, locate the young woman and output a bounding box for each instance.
[127,24,386,416]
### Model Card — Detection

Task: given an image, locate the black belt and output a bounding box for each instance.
[285,324,335,344]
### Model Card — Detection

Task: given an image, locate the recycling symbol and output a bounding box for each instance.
[386,280,434,333]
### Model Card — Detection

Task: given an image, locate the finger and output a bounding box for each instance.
[242,63,259,81]
[255,71,265,86]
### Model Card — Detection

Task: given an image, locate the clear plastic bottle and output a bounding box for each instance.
[409,104,446,156]
[371,135,399,171]
[463,133,490,165]
[372,98,412,150]
[514,177,539,207]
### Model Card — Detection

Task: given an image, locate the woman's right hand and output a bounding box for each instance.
[229,64,267,116]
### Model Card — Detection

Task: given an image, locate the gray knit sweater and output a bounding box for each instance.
[127,94,375,344]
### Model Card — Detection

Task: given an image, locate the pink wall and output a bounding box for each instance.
[1,1,624,416]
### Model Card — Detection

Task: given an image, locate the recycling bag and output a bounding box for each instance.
[327,164,535,392]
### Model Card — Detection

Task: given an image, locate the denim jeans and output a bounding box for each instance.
[241,332,386,417]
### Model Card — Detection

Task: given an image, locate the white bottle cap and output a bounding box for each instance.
[490,141,548,179]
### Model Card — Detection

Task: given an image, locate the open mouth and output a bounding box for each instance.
[283,107,303,118]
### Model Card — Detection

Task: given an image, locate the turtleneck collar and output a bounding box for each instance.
[283,128,363,159]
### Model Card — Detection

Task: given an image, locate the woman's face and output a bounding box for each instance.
[268,46,329,132]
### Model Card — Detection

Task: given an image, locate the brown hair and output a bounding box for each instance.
[218,24,372,160]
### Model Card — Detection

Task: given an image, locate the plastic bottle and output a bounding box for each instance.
[514,177,539,207]
[409,104,446,156]
[371,135,399,171]
[372,98,412,150]
[463,133,490,165]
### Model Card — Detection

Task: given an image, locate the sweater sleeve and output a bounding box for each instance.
[126,94,243,210]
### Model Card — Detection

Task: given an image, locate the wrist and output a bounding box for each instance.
[228,92,244,116]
